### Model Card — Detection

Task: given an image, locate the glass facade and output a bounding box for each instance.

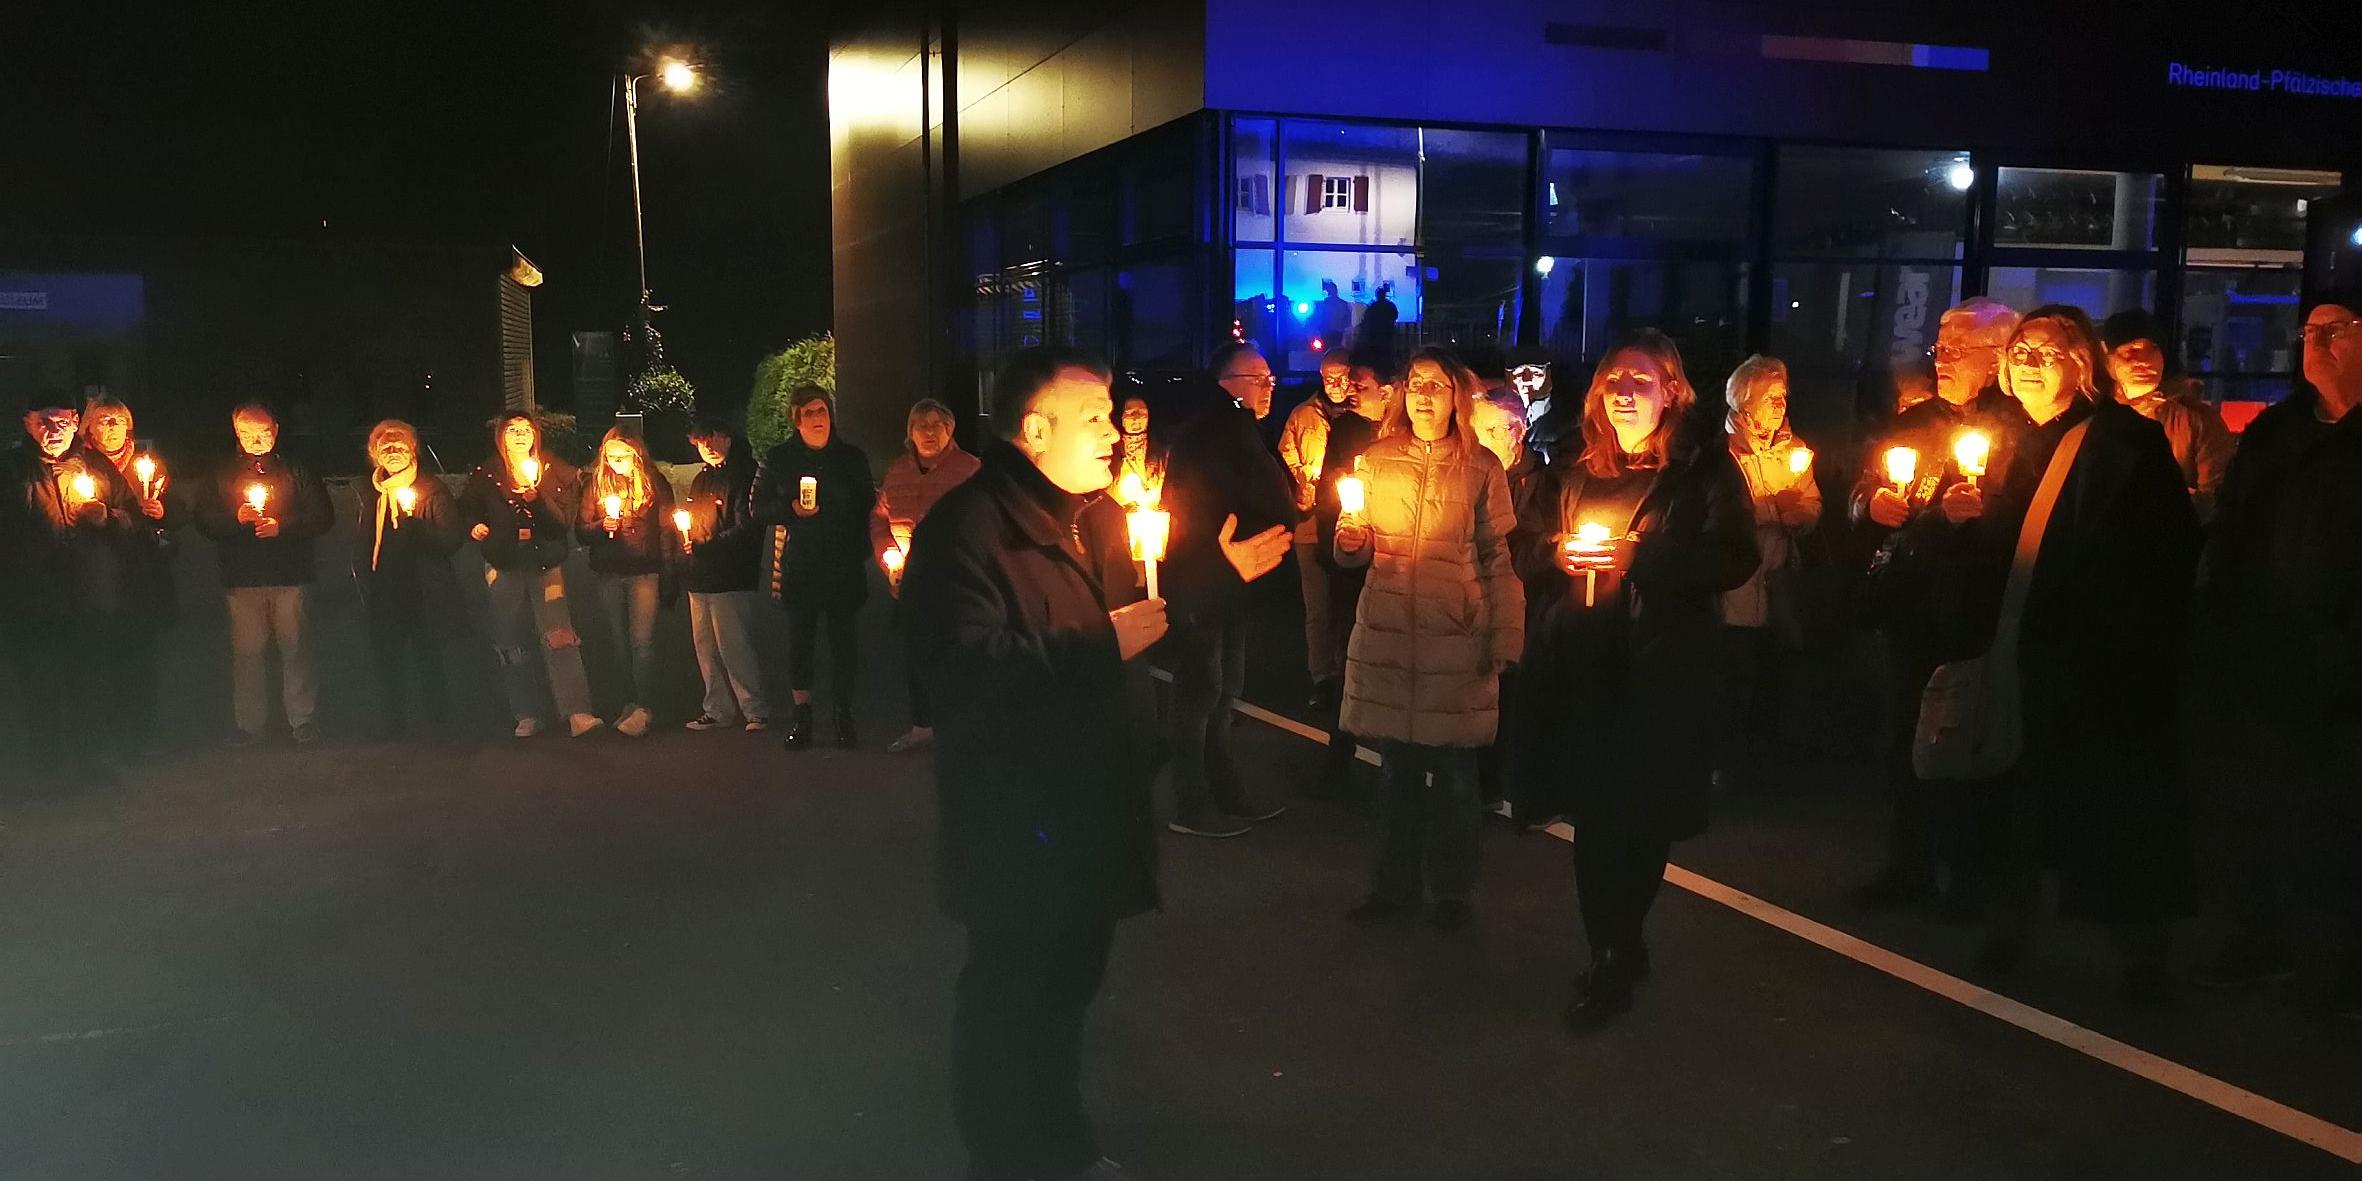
[2181,165,2343,404]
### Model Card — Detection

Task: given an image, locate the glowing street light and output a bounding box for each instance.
[623,51,706,365]
[659,59,700,94]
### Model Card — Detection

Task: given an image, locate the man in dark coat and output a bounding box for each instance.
[903,346,1168,1181]
[1,391,142,788]
[2193,289,2362,1016]
[1159,342,1294,837]
[190,403,335,746]
[1849,296,2022,913]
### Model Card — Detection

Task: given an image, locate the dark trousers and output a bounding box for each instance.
[2217,710,2362,963]
[119,616,163,749]
[1477,666,1517,806]
[786,601,859,701]
[903,622,932,728]
[1717,625,1782,786]
[368,606,448,737]
[953,921,1116,1181]
[1875,638,1958,886]
[1372,741,1482,903]
[1168,613,1248,816]
[1972,760,2172,972]
[1571,826,1671,959]
[6,618,117,775]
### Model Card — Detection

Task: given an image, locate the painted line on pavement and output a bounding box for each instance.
[1168,668,2362,1164]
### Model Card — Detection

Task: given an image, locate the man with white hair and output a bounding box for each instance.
[1851,296,2019,913]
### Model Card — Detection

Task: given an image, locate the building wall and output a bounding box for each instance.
[829,13,935,460]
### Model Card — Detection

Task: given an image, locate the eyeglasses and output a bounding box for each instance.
[1929,343,2000,363]
[1220,373,1277,388]
[2298,319,2362,347]
[2006,344,2071,368]
[1405,378,1455,396]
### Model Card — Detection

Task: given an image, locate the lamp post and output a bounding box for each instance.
[622,58,700,364]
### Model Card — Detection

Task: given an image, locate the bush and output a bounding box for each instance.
[627,365,697,415]
[747,332,835,454]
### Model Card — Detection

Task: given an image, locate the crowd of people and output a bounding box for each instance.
[5,288,2358,1181]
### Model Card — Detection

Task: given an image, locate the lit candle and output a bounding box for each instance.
[602,494,623,537]
[798,476,818,512]
[132,454,158,499]
[518,457,541,490]
[68,471,98,505]
[1566,521,1613,607]
[1952,431,1991,488]
[673,508,693,551]
[891,523,914,554]
[246,483,269,513]
[1116,470,1148,509]
[1335,474,1366,518]
[1883,447,1919,495]
[1127,508,1170,600]
[1788,447,1813,477]
[393,485,416,523]
[882,545,906,581]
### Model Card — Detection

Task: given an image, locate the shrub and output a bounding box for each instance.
[747,332,835,453]
[627,365,697,415]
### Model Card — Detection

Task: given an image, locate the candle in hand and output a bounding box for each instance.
[1335,474,1366,517]
[602,494,623,536]
[1883,447,1919,494]
[882,545,906,580]
[68,471,98,506]
[132,454,158,498]
[1115,470,1148,509]
[673,508,693,551]
[518,457,541,489]
[798,476,818,512]
[1788,447,1813,476]
[1127,508,1170,600]
[246,483,269,513]
[393,485,417,520]
[1567,521,1613,607]
[1952,431,1991,487]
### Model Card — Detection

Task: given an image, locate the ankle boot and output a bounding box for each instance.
[782,702,814,750]
[1564,947,1638,1033]
[833,706,858,749]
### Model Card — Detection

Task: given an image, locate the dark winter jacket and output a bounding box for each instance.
[681,453,765,595]
[1162,395,1294,622]
[1510,435,1759,841]
[904,442,1159,930]
[189,450,335,588]
[92,445,181,621]
[457,454,582,573]
[755,437,876,609]
[1853,389,2017,649]
[2206,389,2360,717]
[575,471,677,577]
[0,443,142,622]
[351,473,465,624]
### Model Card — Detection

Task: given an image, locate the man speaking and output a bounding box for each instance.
[903,346,1167,1181]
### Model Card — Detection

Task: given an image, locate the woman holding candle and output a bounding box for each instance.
[1912,305,2201,1002]
[576,428,677,738]
[679,418,776,733]
[353,420,464,739]
[872,398,982,754]
[1331,348,1525,933]
[1715,355,1821,795]
[459,411,602,739]
[1508,330,1757,1030]
[1110,392,1162,493]
[80,395,179,755]
[756,385,877,749]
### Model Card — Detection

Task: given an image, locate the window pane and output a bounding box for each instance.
[1280,249,1418,368]
[1232,118,1278,244]
[1541,148,1752,255]
[1994,168,2162,252]
[1986,267,2155,324]
[1775,146,1970,259]
[1065,267,1109,355]
[1281,121,1420,247]
[2186,165,2342,260]
[1537,257,1747,381]
[1122,136,1195,246]
[1116,259,1195,368]
[1420,128,1526,246]
[1423,248,1524,354]
[1231,248,1280,356]
[1770,262,1963,436]
[2182,268,2303,378]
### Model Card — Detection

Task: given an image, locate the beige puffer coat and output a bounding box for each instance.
[1336,433,1524,748]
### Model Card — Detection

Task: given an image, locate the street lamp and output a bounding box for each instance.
[622,56,700,364]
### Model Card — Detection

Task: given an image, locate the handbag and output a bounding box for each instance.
[1912,420,2088,782]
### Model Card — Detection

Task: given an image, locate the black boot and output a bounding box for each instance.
[834,706,858,750]
[782,702,814,751]
[1564,947,1638,1034]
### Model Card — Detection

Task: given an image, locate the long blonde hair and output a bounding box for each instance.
[1578,329,1697,479]
[590,427,658,513]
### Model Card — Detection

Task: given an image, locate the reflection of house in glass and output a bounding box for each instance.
[830,0,2360,449]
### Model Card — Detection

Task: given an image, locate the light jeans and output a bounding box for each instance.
[486,564,596,723]
[597,572,662,712]
[689,590,772,724]
[225,585,317,736]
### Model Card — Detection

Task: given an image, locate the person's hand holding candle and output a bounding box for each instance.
[602,494,623,536]
[1952,430,1991,487]
[795,475,818,517]
[238,482,268,525]
[673,508,694,551]
[1127,503,1171,600]
[1332,473,1370,553]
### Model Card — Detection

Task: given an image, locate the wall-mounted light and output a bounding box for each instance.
[1533,256,1555,277]
[1946,162,1976,192]
[2349,222,2362,249]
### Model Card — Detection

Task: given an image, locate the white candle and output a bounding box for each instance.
[798,476,818,512]
[1128,509,1170,600]
[1884,447,1919,494]
[602,494,624,536]
[1952,431,1991,488]
[392,485,416,525]
[673,508,694,551]
[1335,474,1365,517]
[518,457,541,489]
[132,454,158,499]
[245,483,269,513]
[1788,447,1813,476]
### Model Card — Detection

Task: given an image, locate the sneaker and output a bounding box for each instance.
[2187,947,2299,991]
[743,719,771,733]
[290,722,322,747]
[1168,812,1251,839]
[566,713,606,739]
[1429,898,1472,932]
[886,726,934,754]
[614,707,652,738]
[685,715,732,732]
[513,717,543,739]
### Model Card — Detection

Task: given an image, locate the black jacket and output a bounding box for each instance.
[681,453,765,595]
[0,442,142,622]
[1853,389,2017,649]
[351,473,465,623]
[1162,395,1294,621]
[575,472,677,577]
[1309,412,1382,576]
[457,454,582,573]
[904,443,1159,930]
[755,437,875,609]
[1510,435,1758,841]
[190,450,335,588]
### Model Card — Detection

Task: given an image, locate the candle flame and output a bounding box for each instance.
[519,458,541,488]
[602,494,623,519]
[1788,447,1813,476]
[1952,431,1991,478]
[132,455,157,483]
[882,545,906,573]
[246,483,269,511]
[1126,508,1170,562]
[1883,447,1919,489]
[1335,475,1365,516]
[672,509,692,533]
[393,486,417,512]
[69,472,97,502]
[1116,470,1147,508]
[1576,521,1612,546]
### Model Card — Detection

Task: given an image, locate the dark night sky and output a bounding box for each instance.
[5,0,833,419]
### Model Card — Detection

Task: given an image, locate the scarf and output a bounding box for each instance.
[370,465,420,571]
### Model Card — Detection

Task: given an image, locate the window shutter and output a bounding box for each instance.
[1306,173,1325,215]
[1352,175,1370,213]
[1253,174,1270,215]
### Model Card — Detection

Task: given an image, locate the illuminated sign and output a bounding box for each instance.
[0,291,48,310]
[2167,63,2362,99]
